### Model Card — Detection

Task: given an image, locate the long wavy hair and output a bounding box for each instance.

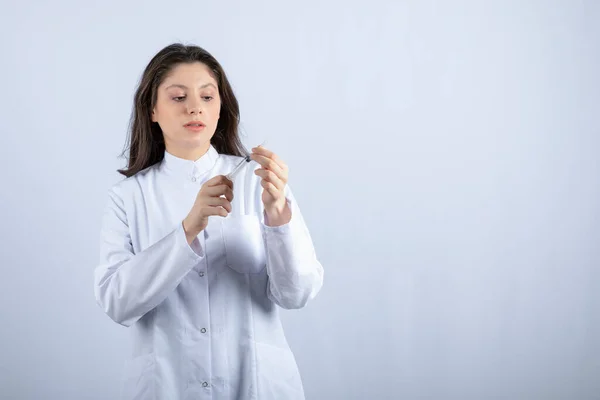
[117,43,247,177]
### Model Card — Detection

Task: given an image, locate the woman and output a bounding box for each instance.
[94,43,324,400]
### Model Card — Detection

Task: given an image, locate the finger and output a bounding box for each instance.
[250,154,288,183]
[251,147,288,173]
[204,185,234,201]
[254,168,285,191]
[205,175,226,185]
[218,185,234,202]
[206,197,232,213]
[223,187,234,202]
[205,174,233,188]
[250,149,285,171]
[251,145,276,159]
[201,206,229,218]
[261,180,281,197]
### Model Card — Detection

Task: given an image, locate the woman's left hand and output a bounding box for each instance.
[250,145,291,225]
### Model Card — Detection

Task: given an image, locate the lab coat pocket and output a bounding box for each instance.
[222,215,266,274]
[255,342,304,399]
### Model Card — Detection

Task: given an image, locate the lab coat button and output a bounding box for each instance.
[199,271,205,277]
[202,382,209,388]
[191,177,197,182]
[201,328,207,333]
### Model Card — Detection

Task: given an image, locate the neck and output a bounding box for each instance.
[166,142,211,161]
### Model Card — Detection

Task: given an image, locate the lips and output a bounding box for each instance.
[184,120,206,132]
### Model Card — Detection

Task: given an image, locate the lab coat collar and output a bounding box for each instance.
[162,145,219,178]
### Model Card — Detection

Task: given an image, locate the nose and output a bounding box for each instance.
[186,96,203,115]
[187,106,202,115]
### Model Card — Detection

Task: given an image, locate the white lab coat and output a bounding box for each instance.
[94,145,324,400]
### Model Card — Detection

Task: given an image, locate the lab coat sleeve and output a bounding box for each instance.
[94,184,204,327]
[261,186,324,309]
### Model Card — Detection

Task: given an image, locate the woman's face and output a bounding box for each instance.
[152,62,221,156]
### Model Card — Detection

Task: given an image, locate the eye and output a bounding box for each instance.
[203,96,214,101]
[173,96,186,102]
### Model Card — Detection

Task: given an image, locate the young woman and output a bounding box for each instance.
[94,43,324,400]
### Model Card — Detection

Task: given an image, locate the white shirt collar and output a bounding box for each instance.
[161,145,220,178]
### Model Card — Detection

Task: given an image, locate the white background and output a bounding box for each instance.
[1,1,598,399]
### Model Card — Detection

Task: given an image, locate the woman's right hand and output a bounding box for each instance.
[183,175,233,243]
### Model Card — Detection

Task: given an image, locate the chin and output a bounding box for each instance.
[181,133,213,148]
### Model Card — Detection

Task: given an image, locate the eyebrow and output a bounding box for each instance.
[164,83,217,90]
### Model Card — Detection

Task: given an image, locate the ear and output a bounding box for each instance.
[151,109,157,122]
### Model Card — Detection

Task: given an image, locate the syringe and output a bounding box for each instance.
[225,139,267,181]
[225,155,251,181]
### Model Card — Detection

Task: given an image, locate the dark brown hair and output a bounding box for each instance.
[117,43,247,177]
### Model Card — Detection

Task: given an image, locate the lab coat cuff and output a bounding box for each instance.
[179,221,205,259]
[261,197,296,234]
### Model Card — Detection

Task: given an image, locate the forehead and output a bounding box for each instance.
[161,62,218,89]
